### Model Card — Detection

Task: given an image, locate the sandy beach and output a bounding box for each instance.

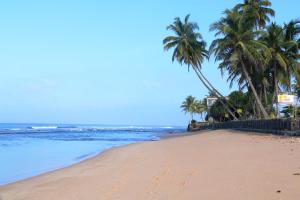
[0,130,300,200]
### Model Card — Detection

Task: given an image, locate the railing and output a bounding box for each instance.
[188,118,300,136]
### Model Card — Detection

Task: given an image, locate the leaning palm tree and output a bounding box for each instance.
[181,95,197,121]
[210,9,271,119]
[163,14,238,120]
[234,0,275,29]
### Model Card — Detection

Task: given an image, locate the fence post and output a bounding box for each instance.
[289,117,298,131]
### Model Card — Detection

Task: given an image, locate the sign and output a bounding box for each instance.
[277,94,295,105]
[207,97,218,107]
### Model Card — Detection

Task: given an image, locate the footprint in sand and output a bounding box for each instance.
[103,185,119,199]
[151,175,161,188]
[188,170,199,176]
[181,180,186,187]
[163,168,170,175]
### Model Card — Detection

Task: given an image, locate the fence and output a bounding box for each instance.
[188,118,300,136]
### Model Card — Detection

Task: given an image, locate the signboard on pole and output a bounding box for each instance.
[277,94,295,105]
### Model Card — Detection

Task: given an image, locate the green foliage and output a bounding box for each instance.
[165,0,300,122]
[181,95,197,121]
[209,98,231,122]
[234,0,275,29]
[181,96,207,122]
[228,91,252,118]
[163,14,208,70]
[280,106,300,118]
[208,91,253,122]
[208,0,299,119]
[210,8,271,118]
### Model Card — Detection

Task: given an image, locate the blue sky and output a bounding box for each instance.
[0,0,298,125]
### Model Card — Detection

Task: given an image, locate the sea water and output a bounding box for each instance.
[0,123,185,185]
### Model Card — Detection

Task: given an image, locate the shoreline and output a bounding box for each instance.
[0,130,188,187]
[1,130,300,200]
[0,140,156,187]
[0,129,187,187]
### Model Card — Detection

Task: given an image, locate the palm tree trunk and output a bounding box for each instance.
[274,77,280,117]
[252,100,257,119]
[273,67,280,117]
[196,68,239,113]
[192,67,238,120]
[256,102,262,119]
[259,89,263,105]
[287,72,292,93]
[263,85,269,111]
[190,112,193,122]
[241,61,269,119]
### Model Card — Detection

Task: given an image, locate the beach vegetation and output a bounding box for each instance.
[163,15,238,120]
[181,96,207,122]
[164,0,300,122]
[181,95,197,121]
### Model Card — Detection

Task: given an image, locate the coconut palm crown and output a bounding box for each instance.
[235,0,275,29]
[163,14,208,70]
[181,95,197,121]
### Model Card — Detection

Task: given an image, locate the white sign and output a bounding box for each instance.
[277,94,295,105]
[207,97,218,107]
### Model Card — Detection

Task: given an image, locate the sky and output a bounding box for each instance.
[0,0,298,126]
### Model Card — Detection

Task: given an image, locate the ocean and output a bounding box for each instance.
[0,123,185,185]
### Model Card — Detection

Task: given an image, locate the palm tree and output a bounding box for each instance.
[284,19,300,42]
[235,0,275,29]
[163,14,238,120]
[181,95,197,121]
[209,98,231,122]
[194,100,207,121]
[210,9,271,119]
[292,83,300,103]
[283,19,300,87]
[260,23,290,115]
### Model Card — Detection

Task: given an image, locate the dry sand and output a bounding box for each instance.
[0,130,300,200]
